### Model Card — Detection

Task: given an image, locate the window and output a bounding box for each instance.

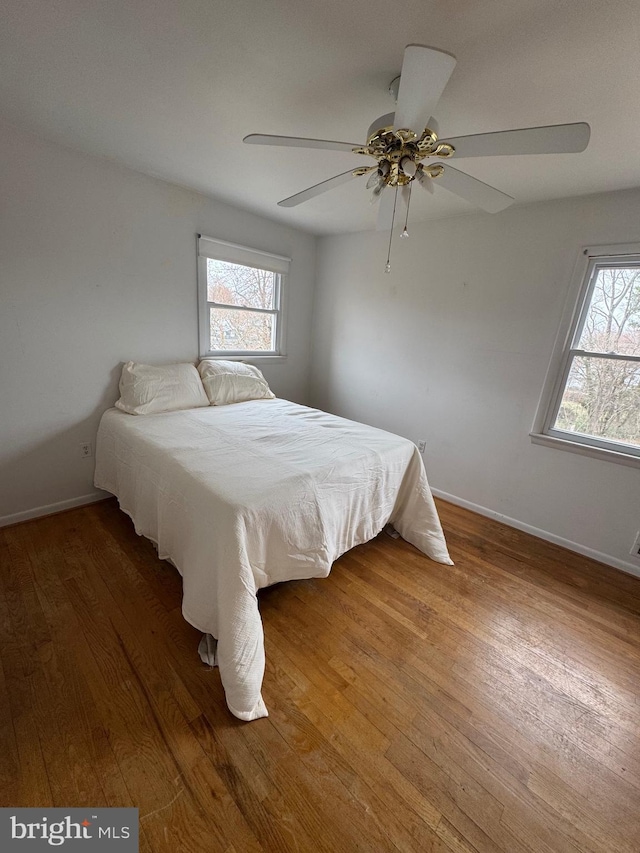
[197,234,290,358]
[534,245,640,463]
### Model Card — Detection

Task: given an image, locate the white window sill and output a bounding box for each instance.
[530,432,640,469]
[199,354,287,364]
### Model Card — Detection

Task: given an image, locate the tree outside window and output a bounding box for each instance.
[206,260,279,353]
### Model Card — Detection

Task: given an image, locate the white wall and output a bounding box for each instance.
[310,189,640,575]
[0,121,316,523]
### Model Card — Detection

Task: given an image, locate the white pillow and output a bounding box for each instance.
[197,359,275,406]
[115,361,209,415]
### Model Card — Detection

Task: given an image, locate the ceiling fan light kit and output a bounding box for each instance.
[245,43,590,271]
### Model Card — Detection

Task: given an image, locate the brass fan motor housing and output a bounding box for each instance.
[352,125,455,186]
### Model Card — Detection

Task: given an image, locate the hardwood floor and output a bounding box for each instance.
[1,498,639,852]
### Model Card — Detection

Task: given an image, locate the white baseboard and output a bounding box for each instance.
[431,488,640,580]
[0,491,108,528]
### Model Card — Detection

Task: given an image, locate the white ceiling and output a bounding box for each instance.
[2,0,639,235]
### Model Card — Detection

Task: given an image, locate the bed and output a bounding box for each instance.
[94,397,452,720]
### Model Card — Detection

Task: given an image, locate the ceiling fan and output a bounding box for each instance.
[244,43,590,260]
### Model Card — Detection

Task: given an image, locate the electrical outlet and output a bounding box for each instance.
[417,440,426,454]
[630,531,640,560]
[80,442,93,459]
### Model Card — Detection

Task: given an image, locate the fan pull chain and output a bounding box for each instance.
[384,185,400,274]
[401,183,412,238]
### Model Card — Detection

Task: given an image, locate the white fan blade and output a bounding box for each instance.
[244,133,362,153]
[442,122,590,158]
[435,165,514,213]
[278,169,360,207]
[394,45,456,132]
[376,185,410,231]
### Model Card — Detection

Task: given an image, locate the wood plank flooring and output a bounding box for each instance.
[1,497,639,852]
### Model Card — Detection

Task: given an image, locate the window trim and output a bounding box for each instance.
[531,242,640,466]
[196,234,290,359]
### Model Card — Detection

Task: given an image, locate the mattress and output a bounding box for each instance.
[94,398,452,720]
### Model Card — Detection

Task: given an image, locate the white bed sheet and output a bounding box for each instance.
[94,398,452,720]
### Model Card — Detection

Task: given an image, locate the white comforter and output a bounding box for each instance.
[94,399,452,720]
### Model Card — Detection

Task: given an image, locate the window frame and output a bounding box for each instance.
[531,242,640,467]
[197,234,290,360]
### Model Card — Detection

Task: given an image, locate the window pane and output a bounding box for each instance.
[209,307,275,352]
[577,266,640,356]
[553,355,640,447]
[207,259,276,309]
